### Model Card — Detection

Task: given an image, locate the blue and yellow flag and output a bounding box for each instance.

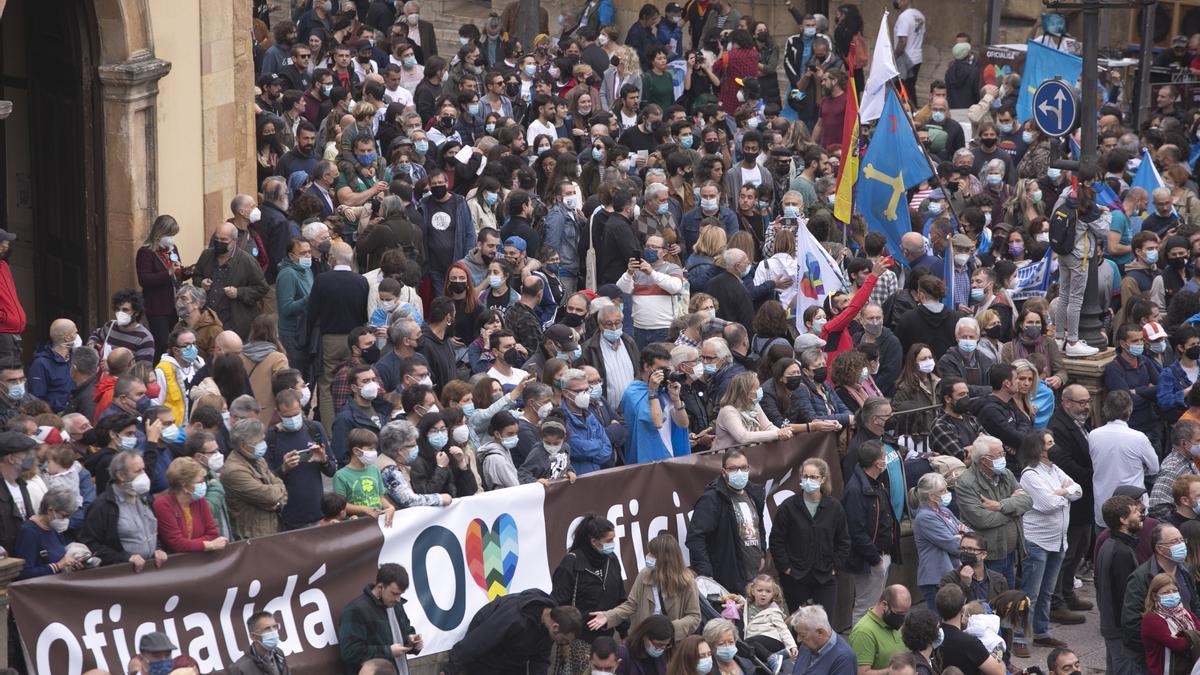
[1015,41,1082,122]
[857,89,934,261]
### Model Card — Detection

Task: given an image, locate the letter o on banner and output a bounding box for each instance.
[412,525,467,630]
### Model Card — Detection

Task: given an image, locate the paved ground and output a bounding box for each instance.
[1009,577,1106,674]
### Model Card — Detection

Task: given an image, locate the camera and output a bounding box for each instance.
[668,371,690,384]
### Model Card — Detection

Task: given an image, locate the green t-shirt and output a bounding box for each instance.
[848,610,905,669]
[333,464,385,509]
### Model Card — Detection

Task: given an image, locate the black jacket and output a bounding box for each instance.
[419,324,459,392]
[551,545,627,641]
[769,493,850,583]
[446,589,558,675]
[1095,530,1137,641]
[936,347,994,398]
[414,78,441,123]
[256,202,292,284]
[841,465,897,573]
[337,585,418,675]
[599,213,639,286]
[306,269,369,336]
[894,304,961,360]
[1047,407,1093,525]
[63,374,98,420]
[706,271,755,330]
[760,378,804,428]
[685,478,766,594]
[972,394,1028,450]
[80,486,153,566]
[852,327,903,397]
[580,332,639,404]
[0,476,30,555]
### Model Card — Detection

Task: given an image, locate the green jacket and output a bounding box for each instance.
[954,464,1033,559]
[275,260,313,338]
[205,467,231,539]
[337,585,418,675]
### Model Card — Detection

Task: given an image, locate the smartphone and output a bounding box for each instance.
[297,449,312,462]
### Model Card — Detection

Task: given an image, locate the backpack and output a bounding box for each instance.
[1048,204,1078,256]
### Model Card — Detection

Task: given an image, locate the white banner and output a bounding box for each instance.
[375,483,550,654]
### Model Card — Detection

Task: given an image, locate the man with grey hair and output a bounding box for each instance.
[636,182,676,243]
[580,304,638,411]
[377,420,454,508]
[700,336,745,403]
[307,240,370,431]
[617,233,685,348]
[1089,389,1159,528]
[956,433,1032,588]
[560,368,613,474]
[191,221,269,340]
[228,193,270,272]
[80,447,168,571]
[1150,420,1200,517]
[307,160,339,217]
[516,381,555,466]
[670,344,710,444]
[937,316,994,398]
[703,249,755,329]
[258,176,293,283]
[221,418,288,539]
[790,604,857,671]
[65,345,101,420]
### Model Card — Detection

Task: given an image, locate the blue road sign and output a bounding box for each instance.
[1032,79,1079,138]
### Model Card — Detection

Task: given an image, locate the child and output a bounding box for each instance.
[318,492,348,525]
[370,278,424,349]
[743,574,798,672]
[517,414,576,485]
[331,428,396,522]
[475,411,521,490]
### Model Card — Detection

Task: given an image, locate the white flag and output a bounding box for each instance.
[860,12,900,123]
[794,224,846,332]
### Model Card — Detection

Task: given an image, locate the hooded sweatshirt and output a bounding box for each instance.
[476,440,520,491]
[895,303,961,360]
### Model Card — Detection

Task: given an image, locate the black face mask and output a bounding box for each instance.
[440,115,456,129]
[984,324,1003,340]
[447,281,469,295]
[361,344,381,364]
[357,55,372,63]
[959,551,978,567]
[952,396,972,415]
[1188,346,1200,361]
[704,140,721,154]
[505,82,520,97]
[561,313,584,328]
[1168,256,1188,270]
[785,376,804,390]
[430,185,449,200]
[811,367,828,383]
[504,348,526,367]
[882,609,906,631]
[210,238,229,255]
[979,137,997,148]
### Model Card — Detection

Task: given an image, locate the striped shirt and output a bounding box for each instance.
[88,322,156,364]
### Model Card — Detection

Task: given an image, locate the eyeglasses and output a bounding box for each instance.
[1065,397,1091,405]
[599,320,623,330]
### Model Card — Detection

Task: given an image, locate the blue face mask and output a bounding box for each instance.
[357,153,377,166]
[657,201,670,215]
[801,478,821,494]
[754,387,763,404]
[1151,340,1167,353]
[590,383,603,400]
[716,645,739,662]
[486,123,496,134]
[259,630,280,650]
[645,556,657,569]
[680,135,694,149]
[958,339,977,353]
[523,63,536,76]
[192,481,208,500]
[704,363,718,376]
[600,541,617,555]
[414,140,429,154]
[970,287,985,302]
[253,441,268,458]
[1170,542,1189,562]
[468,103,480,116]
[322,84,333,96]
[282,414,304,432]
[1127,343,1145,357]
[803,27,816,37]
[462,402,476,416]
[573,346,583,360]
[6,382,24,400]
[990,456,1006,473]
[783,205,801,219]
[697,656,714,674]
[1146,250,1160,264]
[489,274,504,288]
[986,174,1003,186]
[726,469,749,490]
[1022,130,1035,144]
[603,329,623,343]
[1162,591,1183,608]
[148,660,175,675]
[940,492,953,507]
[643,248,659,263]
[501,435,520,449]
[998,123,1013,134]
[484,192,499,206]
[402,56,417,68]
[429,431,449,449]
[931,111,946,123]
[406,446,419,463]
[592,147,604,161]
[118,435,138,451]
[928,201,943,215]
[646,644,665,658]
[1046,167,1062,181]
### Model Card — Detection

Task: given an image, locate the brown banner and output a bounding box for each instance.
[12,435,837,674]
[543,435,842,589]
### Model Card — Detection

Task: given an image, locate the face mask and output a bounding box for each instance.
[1022,130,1035,144]
[1009,243,1024,257]
[1022,325,1042,340]
[704,140,720,154]
[940,492,953,508]
[50,516,70,533]
[112,310,134,328]
[488,274,504,289]
[929,201,944,215]
[985,173,1002,186]
[598,34,610,46]
[958,339,977,353]
[1170,541,1190,562]
[1046,167,1062,181]
[811,366,828,383]
[803,26,817,37]
[696,657,714,674]
[380,299,399,313]
[953,252,969,267]
[162,424,181,444]
[645,643,665,658]
[322,84,333,96]
[602,328,623,343]
[703,363,719,377]
[259,629,280,650]
[361,345,381,364]
[882,609,906,630]
[801,478,821,494]
[989,456,1006,473]
[429,431,449,449]
[1035,232,1049,243]
[543,441,563,454]
[968,287,985,303]
[414,140,429,154]
[505,349,526,367]
[700,197,718,212]
[129,473,151,495]
[1186,346,1200,361]
[1162,592,1183,608]
[931,111,946,123]
[568,389,592,409]
[917,358,935,374]
[959,551,978,566]
[998,123,1013,134]
[1127,343,1145,357]
[590,383,604,401]
[862,321,883,336]
[148,660,175,675]
[933,627,945,649]
[359,381,380,400]
[716,645,739,663]
[500,435,519,449]
[1151,340,1167,353]
[356,153,377,166]
[537,402,554,420]
[358,449,378,464]
[280,413,305,432]
[726,469,749,490]
[252,441,268,459]
[783,205,802,219]
[118,434,138,451]
[191,481,208,500]
[1146,250,1159,264]
[485,123,496,134]
[402,446,418,463]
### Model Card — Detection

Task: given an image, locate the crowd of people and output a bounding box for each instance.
[5,0,1200,673]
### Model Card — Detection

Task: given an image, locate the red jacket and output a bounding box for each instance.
[152,492,219,553]
[92,375,115,425]
[0,261,26,334]
[820,274,878,363]
[1141,610,1197,675]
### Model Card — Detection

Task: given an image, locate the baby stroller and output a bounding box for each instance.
[695,576,778,674]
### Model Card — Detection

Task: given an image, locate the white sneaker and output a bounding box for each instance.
[1073,576,1083,589]
[1065,341,1099,357]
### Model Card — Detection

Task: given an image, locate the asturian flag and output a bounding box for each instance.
[1130,147,1164,196]
[1011,246,1054,301]
[795,223,846,332]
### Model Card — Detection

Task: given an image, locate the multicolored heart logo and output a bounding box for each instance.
[464,514,519,600]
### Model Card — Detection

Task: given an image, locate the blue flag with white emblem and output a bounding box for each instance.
[1015,41,1083,122]
[857,89,934,261]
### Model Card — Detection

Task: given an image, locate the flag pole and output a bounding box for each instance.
[887,80,967,236]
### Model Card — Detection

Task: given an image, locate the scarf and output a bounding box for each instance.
[1012,333,1049,369]
[1156,602,1198,636]
[739,408,762,432]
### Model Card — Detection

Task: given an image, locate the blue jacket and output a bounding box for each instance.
[420,193,477,265]
[543,205,582,276]
[1158,359,1195,420]
[69,466,98,534]
[619,381,689,464]
[788,632,858,675]
[1032,381,1054,429]
[28,345,72,412]
[708,362,747,404]
[907,253,944,278]
[679,207,739,256]
[331,399,394,466]
[684,254,721,292]
[560,403,613,475]
[1103,352,1161,430]
[912,504,963,586]
[793,376,853,427]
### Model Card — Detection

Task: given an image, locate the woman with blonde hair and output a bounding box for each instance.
[601,44,642,111]
[1165,164,1200,227]
[1009,359,1040,431]
[975,308,1003,362]
[589,532,701,639]
[152,458,226,554]
[685,225,728,291]
[768,457,849,612]
[713,372,791,451]
[1141,571,1199,675]
[1001,178,1046,230]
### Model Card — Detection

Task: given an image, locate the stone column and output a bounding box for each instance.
[97,55,173,292]
[1062,349,1116,426]
[200,0,256,230]
[0,556,24,668]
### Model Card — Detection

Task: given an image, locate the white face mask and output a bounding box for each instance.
[115,311,133,327]
[207,452,225,472]
[359,449,379,464]
[248,207,262,223]
[298,386,312,407]
[128,473,151,495]
[452,424,470,444]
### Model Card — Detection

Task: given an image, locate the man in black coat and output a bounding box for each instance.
[1047,384,1096,619]
[307,242,370,429]
[0,431,34,555]
[971,363,1027,451]
[445,589,581,675]
[704,249,755,332]
[418,297,458,393]
[599,189,640,287]
[257,177,294,284]
[686,448,766,595]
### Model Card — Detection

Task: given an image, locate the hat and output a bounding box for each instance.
[928,188,945,200]
[257,73,283,88]
[1143,322,1167,341]
[356,40,374,52]
[1173,35,1189,47]
[0,432,35,457]
[794,333,826,351]
[545,324,579,351]
[503,236,527,252]
[952,42,972,61]
[665,2,683,13]
[139,631,177,653]
[596,284,623,300]
[1113,484,1147,499]
[33,426,63,446]
[0,229,15,242]
[950,233,974,249]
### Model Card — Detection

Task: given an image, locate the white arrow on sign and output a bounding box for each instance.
[1037,88,1067,130]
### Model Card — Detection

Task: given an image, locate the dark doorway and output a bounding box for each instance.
[23,0,106,338]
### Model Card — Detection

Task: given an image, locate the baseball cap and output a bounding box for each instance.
[257,73,283,88]
[1143,322,1167,342]
[794,333,826,351]
[503,236,527,252]
[545,324,579,352]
